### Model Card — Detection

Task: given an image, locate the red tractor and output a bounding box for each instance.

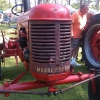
[82,13,100,100]
[0,0,99,100]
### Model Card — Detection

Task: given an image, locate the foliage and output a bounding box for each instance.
[0,0,21,11]
[71,0,100,10]
[0,0,12,10]
[71,3,80,9]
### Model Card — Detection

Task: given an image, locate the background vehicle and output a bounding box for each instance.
[0,13,3,23]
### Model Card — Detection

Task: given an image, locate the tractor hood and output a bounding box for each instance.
[17,3,72,23]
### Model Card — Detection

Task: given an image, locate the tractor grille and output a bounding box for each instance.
[60,23,71,62]
[29,21,71,64]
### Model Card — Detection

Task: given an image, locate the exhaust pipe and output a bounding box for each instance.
[22,0,30,12]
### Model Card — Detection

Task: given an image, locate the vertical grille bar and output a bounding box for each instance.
[60,22,71,62]
[55,22,60,65]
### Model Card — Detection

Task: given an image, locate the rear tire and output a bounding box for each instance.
[0,55,2,80]
[82,14,100,70]
[82,14,100,100]
[88,77,100,100]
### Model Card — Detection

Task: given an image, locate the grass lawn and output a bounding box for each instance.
[0,24,90,100]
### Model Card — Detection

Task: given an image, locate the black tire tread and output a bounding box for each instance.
[82,14,100,70]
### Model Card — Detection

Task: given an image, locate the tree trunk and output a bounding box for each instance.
[80,0,82,8]
[68,0,70,5]
[38,0,41,4]
[96,0,99,11]
[9,0,10,8]
[15,0,17,11]
[34,0,36,5]
[88,0,90,4]
[55,0,56,3]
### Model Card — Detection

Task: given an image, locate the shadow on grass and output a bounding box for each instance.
[0,57,89,100]
[0,57,34,83]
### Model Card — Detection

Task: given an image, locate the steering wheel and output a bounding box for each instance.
[11,4,23,16]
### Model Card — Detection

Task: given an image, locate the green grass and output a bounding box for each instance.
[0,24,89,100]
[0,58,89,100]
[0,23,17,38]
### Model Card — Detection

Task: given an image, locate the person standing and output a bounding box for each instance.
[70,3,89,66]
[80,11,94,62]
[17,28,29,62]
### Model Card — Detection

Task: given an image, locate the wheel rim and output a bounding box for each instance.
[84,24,100,67]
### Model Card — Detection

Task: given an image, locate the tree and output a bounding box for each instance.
[67,0,71,5]
[0,0,12,10]
[9,0,10,8]
[14,0,17,10]
[88,0,90,3]
[80,0,82,7]
[96,0,100,10]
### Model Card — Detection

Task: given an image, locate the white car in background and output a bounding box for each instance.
[10,14,18,22]
[0,13,3,23]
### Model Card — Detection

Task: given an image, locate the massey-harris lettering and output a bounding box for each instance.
[37,66,70,73]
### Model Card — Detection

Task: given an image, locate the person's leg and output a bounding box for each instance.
[70,38,81,66]
[72,47,79,60]
[8,21,10,27]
